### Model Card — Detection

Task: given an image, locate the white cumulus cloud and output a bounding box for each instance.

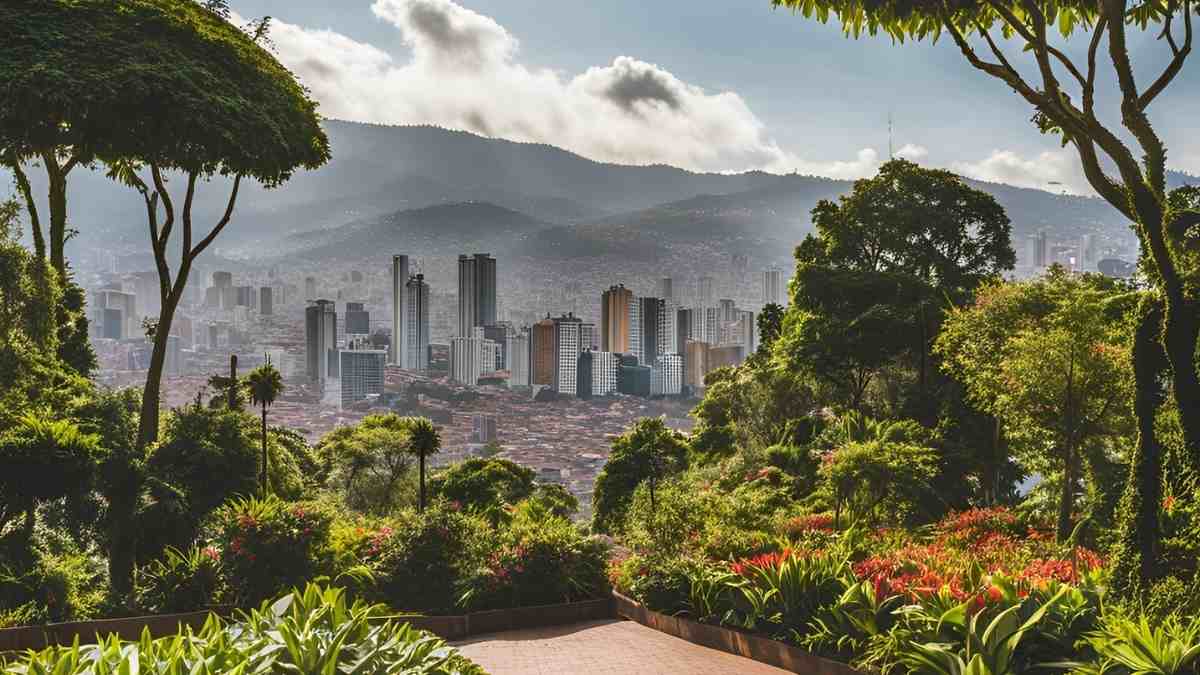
[952,149,1091,195]
[255,0,894,177]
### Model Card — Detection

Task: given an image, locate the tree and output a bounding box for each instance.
[404,417,442,513]
[821,439,940,527]
[246,360,283,496]
[430,457,535,515]
[768,0,1200,591]
[591,418,690,534]
[0,415,99,543]
[318,414,416,515]
[1,0,331,449]
[937,271,1135,540]
[757,303,786,354]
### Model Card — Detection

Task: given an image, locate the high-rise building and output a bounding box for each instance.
[405,273,430,371]
[651,354,683,396]
[580,322,597,352]
[235,285,256,309]
[658,277,674,301]
[1027,231,1049,268]
[684,340,710,392]
[619,363,652,397]
[305,299,337,386]
[339,342,387,408]
[600,285,633,353]
[636,297,665,365]
[590,350,619,396]
[552,313,583,395]
[627,296,643,364]
[391,255,409,366]
[697,276,715,307]
[304,276,317,300]
[506,331,530,387]
[457,253,497,336]
[661,300,679,354]
[91,289,138,340]
[576,350,593,399]
[530,317,556,386]
[737,309,757,356]
[450,336,483,386]
[163,335,183,377]
[345,302,370,336]
[762,268,784,306]
[483,324,509,370]
[704,306,721,345]
[259,287,273,316]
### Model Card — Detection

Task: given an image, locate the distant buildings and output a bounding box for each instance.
[600,284,633,353]
[684,340,710,392]
[450,335,483,386]
[552,313,583,395]
[305,299,337,386]
[651,354,683,396]
[391,255,409,367]
[345,302,370,336]
[472,414,498,443]
[91,288,138,340]
[458,253,497,336]
[259,287,273,316]
[1027,230,1049,269]
[339,340,387,408]
[762,268,784,306]
[405,273,430,371]
[530,317,556,386]
[506,330,530,387]
[587,350,619,397]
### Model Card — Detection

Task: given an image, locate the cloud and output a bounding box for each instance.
[895,144,928,160]
[952,149,1091,195]
[255,0,893,177]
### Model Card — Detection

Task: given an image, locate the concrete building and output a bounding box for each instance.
[305,299,337,386]
[710,345,744,370]
[762,268,784,307]
[580,322,597,352]
[600,285,633,353]
[627,296,643,364]
[552,313,583,395]
[405,273,430,371]
[697,276,715,307]
[530,317,556,386]
[473,414,498,444]
[639,297,666,365]
[651,354,683,396]
[506,331,530,387]
[212,271,233,289]
[91,289,138,340]
[391,255,409,366]
[737,309,757,356]
[457,253,497,336]
[450,336,483,386]
[589,350,619,397]
[345,302,370,336]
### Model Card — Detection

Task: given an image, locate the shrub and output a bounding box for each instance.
[0,528,106,626]
[207,495,333,606]
[364,503,492,613]
[3,584,485,674]
[609,553,694,615]
[429,457,536,517]
[460,503,609,610]
[134,545,221,614]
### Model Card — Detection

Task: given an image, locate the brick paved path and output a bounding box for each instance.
[453,619,792,674]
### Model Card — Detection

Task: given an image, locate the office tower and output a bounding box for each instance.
[697,276,715,306]
[405,273,430,370]
[345,302,370,336]
[719,298,737,324]
[580,322,597,352]
[552,313,583,395]
[473,415,498,444]
[339,342,387,408]
[651,354,683,396]
[576,351,593,399]
[506,331,530,387]
[702,306,720,345]
[737,310,757,356]
[600,285,633,353]
[661,300,679,354]
[636,297,664,365]
[391,255,409,366]
[204,286,222,309]
[259,287,273,316]
[479,330,498,374]
[619,362,652,397]
[305,276,317,300]
[628,296,643,364]
[305,299,337,385]
[92,289,138,339]
[530,317,556,385]
[1028,230,1049,268]
[483,325,509,370]
[590,351,619,396]
[450,336,483,386]
[658,277,674,301]
[762,268,784,306]
[676,307,693,370]
[212,271,233,289]
[684,340,710,392]
[457,253,497,336]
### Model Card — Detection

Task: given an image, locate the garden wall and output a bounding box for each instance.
[613,591,865,675]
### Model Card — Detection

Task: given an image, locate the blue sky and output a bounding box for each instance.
[230,0,1200,192]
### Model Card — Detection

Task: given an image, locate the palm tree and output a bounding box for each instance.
[403,417,441,512]
[246,360,284,496]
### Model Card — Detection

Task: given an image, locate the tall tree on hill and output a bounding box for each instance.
[1,0,331,449]
[246,360,283,497]
[768,0,1200,594]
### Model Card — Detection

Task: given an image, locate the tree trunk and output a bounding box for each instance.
[46,159,68,277]
[419,452,426,512]
[1057,441,1076,542]
[261,405,269,496]
[1162,297,1200,472]
[1112,298,1167,594]
[107,497,137,597]
[136,294,177,449]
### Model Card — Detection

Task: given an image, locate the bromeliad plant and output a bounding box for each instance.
[726,544,849,634]
[2,584,484,675]
[1075,614,1200,675]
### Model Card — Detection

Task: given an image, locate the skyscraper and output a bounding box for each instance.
[345,302,370,336]
[658,277,674,301]
[552,313,583,395]
[530,317,556,386]
[589,350,619,396]
[405,273,430,370]
[580,322,597,352]
[628,296,643,364]
[737,309,758,356]
[305,300,337,386]
[638,297,665,365]
[506,330,530,387]
[697,276,715,307]
[339,342,387,408]
[600,284,633,353]
[450,336,483,386]
[651,354,683,396]
[685,340,710,392]
[762,268,784,306]
[458,253,497,336]
[391,255,409,366]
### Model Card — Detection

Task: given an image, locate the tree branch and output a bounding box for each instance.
[189,174,243,260]
[1140,0,1192,110]
[4,155,45,258]
[149,164,175,252]
[1085,13,1108,118]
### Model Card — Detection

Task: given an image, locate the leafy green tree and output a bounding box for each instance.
[404,417,442,513]
[691,362,818,460]
[938,271,1135,540]
[246,361,284,496]
[591,418,690,534]
[0,415,99,543]
[768,0,1200,592]
[2,0,330,449]
[756,303,785,354]
[318,414,415,515]
[430,457,536,515]
[527,483,580,520]
[821,439,940,527]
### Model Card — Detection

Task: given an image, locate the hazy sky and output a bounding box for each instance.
[230,0,1200,194]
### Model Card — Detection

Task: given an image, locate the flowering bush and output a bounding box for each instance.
[208,495,334,605]
[134,545,222,613]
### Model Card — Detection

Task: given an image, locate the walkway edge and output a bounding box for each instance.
[612,591,865,675]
